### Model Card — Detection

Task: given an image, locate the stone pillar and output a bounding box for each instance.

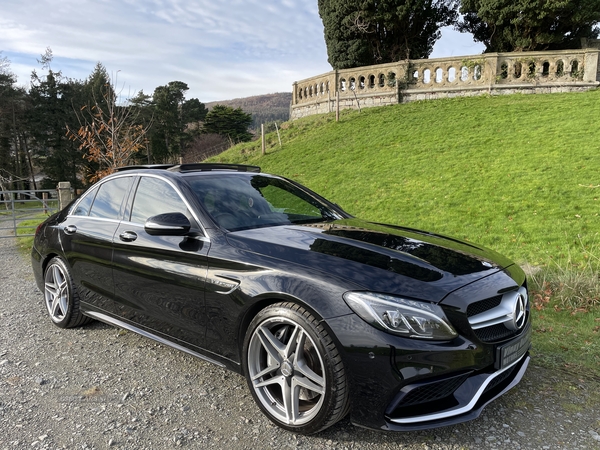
[292,82,298,106]
[487,54,499,91]
[57,182,72,211]
[583,49,600,82]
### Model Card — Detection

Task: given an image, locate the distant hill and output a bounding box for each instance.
[205,92,292,131]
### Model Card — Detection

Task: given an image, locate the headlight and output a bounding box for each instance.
[343,292,458,340]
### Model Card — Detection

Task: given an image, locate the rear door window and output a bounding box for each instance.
[71,186,98,216]
[89,177,133,220]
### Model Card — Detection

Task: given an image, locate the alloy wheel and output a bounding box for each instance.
[247,317,326,426]
[44,262,69,323]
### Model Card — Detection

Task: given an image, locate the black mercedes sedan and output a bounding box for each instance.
[31,163,531,434]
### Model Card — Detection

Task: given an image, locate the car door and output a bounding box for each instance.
[111,175,210,350]
[60,175,134,313]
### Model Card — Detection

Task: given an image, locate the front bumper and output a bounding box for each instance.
[325,313,531,431]
[383,352,529,431]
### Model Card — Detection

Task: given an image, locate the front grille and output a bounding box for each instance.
[466,286,529,343]
[467,295,502,317]
[396,373,470,408]
[473,323,516,342]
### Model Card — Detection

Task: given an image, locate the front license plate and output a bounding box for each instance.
[495,323,531,370]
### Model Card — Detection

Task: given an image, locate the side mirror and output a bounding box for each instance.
[145,212,192,236]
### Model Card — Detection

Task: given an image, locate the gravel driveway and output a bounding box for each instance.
[1,233,599,450]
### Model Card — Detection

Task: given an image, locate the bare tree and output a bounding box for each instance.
[67,77,151,182]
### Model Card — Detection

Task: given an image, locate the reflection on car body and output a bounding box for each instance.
[31,163,531,434]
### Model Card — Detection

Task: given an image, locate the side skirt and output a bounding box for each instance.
[84,310,227,368]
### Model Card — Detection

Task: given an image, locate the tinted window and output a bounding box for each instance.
[71,187,98,216]
[89,177,132,220]
[259,184,322,217]
[188,175,341,231]
[130,177,190,224]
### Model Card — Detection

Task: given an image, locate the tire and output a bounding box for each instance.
[242,302,350,434]
[43,257,91,329]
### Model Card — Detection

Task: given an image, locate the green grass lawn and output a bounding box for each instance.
[15,214,51,253]
[212,90,600,375]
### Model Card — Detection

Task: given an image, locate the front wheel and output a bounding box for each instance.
[242,302,349,434]
[43,257,91,328]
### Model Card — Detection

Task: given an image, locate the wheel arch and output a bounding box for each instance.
[41,252,61,275]
[236,292,328,374]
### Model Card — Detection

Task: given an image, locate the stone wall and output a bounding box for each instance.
[291,49,600,120]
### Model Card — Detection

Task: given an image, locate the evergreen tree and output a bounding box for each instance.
[202,105,253,143]
[128,90,155,163]
[150,81,207,163]
[0,54,23,191]
[182,98,207,131]
[318,0,458,69]
[27,49,85,188]
[82,62,113,114]
[458,0,600,52]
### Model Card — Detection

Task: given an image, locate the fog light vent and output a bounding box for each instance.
[396,373,470,408]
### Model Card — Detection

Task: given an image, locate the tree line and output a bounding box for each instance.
[318,0,600,68]
[0,49,252,191]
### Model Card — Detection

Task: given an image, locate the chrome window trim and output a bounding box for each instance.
[67,173,134,218]
[66,217,122,225]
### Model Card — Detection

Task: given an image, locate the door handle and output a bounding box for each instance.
[64,225,77,235]
[119,231,138,242]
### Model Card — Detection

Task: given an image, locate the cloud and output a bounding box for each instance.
[1,0,331,100]
[0,1,480,102]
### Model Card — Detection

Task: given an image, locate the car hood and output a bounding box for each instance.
[225,219,515,303]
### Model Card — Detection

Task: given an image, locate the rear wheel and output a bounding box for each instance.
[43,257,91,328]
[243,302,349,434]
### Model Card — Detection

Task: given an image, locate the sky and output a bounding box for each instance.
[0,0,485,103]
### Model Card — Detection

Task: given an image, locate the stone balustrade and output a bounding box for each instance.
[291,49,600,120]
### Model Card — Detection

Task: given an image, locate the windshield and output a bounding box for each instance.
[187,174,343,231]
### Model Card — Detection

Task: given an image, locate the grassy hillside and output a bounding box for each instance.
[210,90,600,373]
[213,91,600,267]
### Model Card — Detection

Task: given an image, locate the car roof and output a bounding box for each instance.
[115,163,261,174]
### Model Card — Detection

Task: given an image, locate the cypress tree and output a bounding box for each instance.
[458,0,600,52]
[318,0,458,69]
